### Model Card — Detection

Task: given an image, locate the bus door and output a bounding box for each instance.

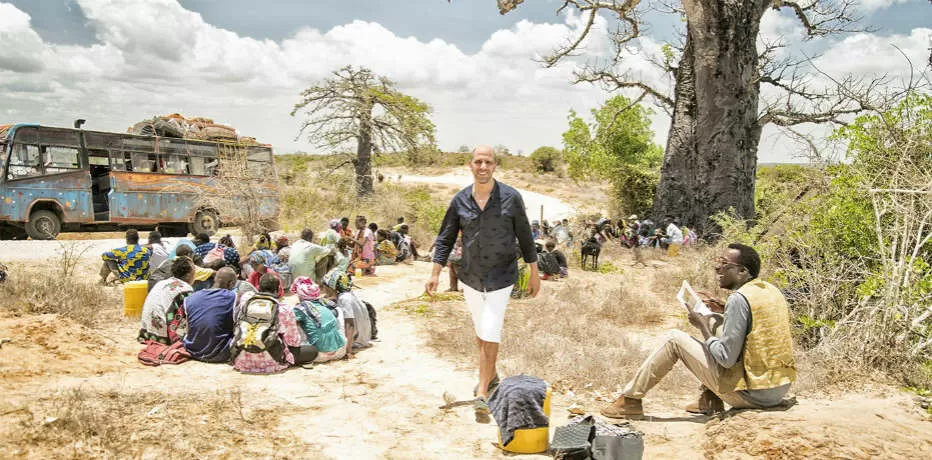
[83,131,121,222]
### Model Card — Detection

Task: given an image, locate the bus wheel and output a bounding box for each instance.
[25,210,61,240]
[188,210,219,236]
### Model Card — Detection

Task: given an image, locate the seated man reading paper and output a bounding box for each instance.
[601,243,797,418]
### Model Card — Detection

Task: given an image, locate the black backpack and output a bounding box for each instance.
[363,300,378,341]
[538,251,560,275]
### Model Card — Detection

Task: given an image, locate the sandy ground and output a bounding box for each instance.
[3,178,932,459]
[3,249,932,459]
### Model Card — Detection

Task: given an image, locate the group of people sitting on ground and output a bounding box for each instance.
[530,218,574,247]
[346,215,424,276]
[591,215,699,251]
[98,217,406,373]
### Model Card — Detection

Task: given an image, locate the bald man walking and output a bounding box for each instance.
[427,145,540,421]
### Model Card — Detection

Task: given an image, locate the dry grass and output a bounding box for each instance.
[396,248,721,396]
[0,388,322,459]
[0,262,120,328]
[280,170,446,246]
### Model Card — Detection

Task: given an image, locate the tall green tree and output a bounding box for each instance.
[291,66,436,197]
[562,95,663,216]
[529,146,562,172]
[496,0,867,233]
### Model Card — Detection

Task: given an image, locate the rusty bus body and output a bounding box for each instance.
[0,124,279,240]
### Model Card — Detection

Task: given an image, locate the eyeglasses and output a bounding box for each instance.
[712,256,745,271]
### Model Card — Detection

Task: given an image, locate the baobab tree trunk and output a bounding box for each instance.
[355,109,375,198]
[653,1,769,236]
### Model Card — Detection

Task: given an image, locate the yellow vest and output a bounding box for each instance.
[732,279,797,391]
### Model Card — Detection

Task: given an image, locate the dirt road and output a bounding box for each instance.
[396,172,576,221]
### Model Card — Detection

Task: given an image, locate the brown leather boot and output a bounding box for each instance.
[685,389,724,415]
[600,396,644,419]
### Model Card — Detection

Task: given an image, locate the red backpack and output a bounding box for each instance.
[138,340,191,366]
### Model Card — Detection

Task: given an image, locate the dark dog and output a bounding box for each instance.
[580,236,601,271]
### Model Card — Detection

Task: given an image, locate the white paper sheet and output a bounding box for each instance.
[677,280,712,316]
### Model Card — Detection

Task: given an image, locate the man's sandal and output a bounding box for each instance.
[473,374,500,397]
[474,396,491,423]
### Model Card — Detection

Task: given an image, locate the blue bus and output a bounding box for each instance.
[0,123,280,240]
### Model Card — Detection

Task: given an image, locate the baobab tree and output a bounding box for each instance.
[494,0,875,233]
[292,66,436,197]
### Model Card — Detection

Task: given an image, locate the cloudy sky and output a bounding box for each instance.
[1,0,929,162]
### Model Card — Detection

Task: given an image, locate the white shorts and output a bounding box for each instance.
[462,284,514,343]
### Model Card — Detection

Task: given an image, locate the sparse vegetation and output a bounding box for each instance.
[0,388,320,458]
[403,248,712,394]
[0,262,119,328]
[562,95,663,217]
[712,92,932,390]
[529,146,563,173]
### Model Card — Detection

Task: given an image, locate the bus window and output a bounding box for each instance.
[88,151,110,166]
[33,127,83,175]
[161,154,189,174]
[7,143,42,180]
[110,151,131,171]
[189,156,206,175]
[122,136,158,172]
[85,131,121,151]
[131,152,157,172]
[185,139,218,176]
[246,146,272,176]
[43,146,81,174]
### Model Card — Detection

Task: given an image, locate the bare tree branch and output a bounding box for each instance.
[774,0,868,38]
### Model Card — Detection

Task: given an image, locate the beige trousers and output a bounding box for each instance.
[621,330,756,409]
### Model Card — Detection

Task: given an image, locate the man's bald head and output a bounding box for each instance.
[472,145,496,164]
[469,145,498,185]
[213,267,237,290]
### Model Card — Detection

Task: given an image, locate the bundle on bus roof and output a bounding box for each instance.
[128,113,253,144]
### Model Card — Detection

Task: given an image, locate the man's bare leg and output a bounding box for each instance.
[476,338,499,399]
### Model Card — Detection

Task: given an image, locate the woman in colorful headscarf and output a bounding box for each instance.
[320,220,342,250]
[138,257,196,344]
[253,232,273,252]
[321,268,372,359]
[291,276,347,363]
[375,229,398,266]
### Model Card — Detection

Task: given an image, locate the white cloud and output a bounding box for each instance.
[0,3,49,72]
[0,0,927,164]
[0,0,614,155]
[813,28,931,77]
[860,0,915,12]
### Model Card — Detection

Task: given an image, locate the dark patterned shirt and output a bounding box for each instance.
[433,181,537,292]
[194,242,241,269]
